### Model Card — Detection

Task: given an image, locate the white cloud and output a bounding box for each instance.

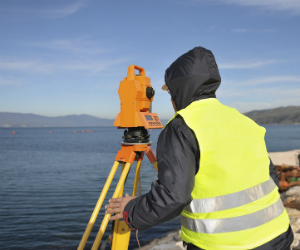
[232,28,276,33]
[0,75,21,86]
[38,2,86,19]
[0,61,50,73]
[190,0,300,15]
[0,1,87,20]
[235,76,300,86]
[64,59,126,74]
[219,60,278,69]
[232,28,247,33]
[219,85,300,98]
[0,58,126,75]
[219,86,300,112]
[30,38,108,55]
[218,75,300,113]
[221,0,300,15]
[231,102,275,112]
[230,101,299,113]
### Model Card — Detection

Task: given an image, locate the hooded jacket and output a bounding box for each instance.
[123,47,293,250]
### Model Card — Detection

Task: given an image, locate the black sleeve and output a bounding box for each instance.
[124,116,200,231]
[269,158,279,187]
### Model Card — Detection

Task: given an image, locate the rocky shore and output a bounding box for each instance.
[136,150,300,250]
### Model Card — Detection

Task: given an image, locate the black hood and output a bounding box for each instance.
[165,47,221,111]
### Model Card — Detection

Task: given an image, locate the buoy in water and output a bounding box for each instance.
[12,131,16,134]
[74,130,76,133]
[49,131,52,134]
[87,130,90,132]
[82,130,85,133]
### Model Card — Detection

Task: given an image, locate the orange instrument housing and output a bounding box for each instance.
[113,65,163,129]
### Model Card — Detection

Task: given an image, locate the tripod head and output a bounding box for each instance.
[113,65,163,143]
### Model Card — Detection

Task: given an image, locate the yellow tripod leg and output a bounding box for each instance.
[78,161,120,250]
[132,160,142,196]
[111,162,135,250]
[152,161,158,173]
[111,221,131,250]
[111,160,142,250]
[111,163,126,239]
[118,163,126,197]
[91,162,132,250]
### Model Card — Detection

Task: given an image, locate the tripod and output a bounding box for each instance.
[77,141,158,250]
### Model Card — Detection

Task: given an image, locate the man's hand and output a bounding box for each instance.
[105,193,136,220]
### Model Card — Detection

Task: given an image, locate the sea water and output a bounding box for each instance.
[1,125,299,250]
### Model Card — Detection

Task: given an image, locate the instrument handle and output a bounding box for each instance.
[127,65,145,81]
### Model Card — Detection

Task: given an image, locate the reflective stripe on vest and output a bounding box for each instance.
[184,178,277,213]
[181,198,284,234]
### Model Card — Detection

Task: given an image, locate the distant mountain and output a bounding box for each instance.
[0,112,114,127]
[244,106,300,124]
[0,112,170,128]
[2,106,298,127]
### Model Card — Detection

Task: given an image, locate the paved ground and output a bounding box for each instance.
[269,149,300,166]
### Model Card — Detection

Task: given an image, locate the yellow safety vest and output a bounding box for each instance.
[167,98,290,250]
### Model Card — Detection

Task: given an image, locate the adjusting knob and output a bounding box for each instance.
[146,87,155,99]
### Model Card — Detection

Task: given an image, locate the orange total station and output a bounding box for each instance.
[113,65,163,143]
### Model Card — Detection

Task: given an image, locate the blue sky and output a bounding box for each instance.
[0,0,299,119]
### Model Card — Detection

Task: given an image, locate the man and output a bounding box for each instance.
[105,47,294,249]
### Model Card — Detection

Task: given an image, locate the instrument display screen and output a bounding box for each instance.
[145,115,153,121]
[138,112,163,129]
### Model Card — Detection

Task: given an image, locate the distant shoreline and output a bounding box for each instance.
[1,124,300,128]
[1,106,300,127]
[0,125,115,128]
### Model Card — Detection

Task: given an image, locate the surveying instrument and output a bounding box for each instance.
[78,65,163,250]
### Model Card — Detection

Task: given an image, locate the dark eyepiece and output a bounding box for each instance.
[146,87,155,99]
